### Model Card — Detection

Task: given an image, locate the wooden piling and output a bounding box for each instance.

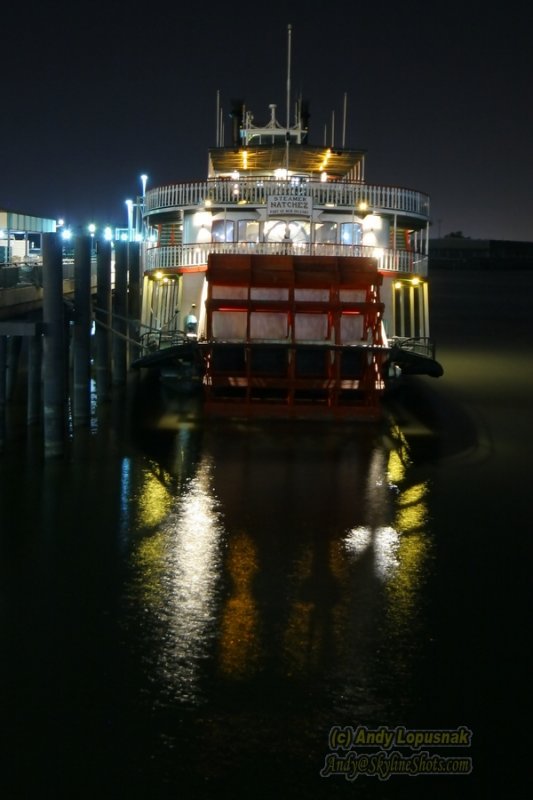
[73,234,92,426]
[128,243,142,365]
[95,239,112,401]
[113,241,128,385]
[0,335,6,451]
[6,335,23,400]
[27,332,43,426]
[42,232,66,458]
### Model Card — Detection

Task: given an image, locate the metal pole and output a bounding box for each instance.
[73,234,92,426]
[42,232,66,458]
[285,23,292,174]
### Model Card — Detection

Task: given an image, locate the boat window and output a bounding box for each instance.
[212,220,235,243]
[340,222,362,246]
[315,222,337,244]
[264,219,309,243]
[237,220,260,243]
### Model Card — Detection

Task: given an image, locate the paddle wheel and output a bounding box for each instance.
[201,253,388,419]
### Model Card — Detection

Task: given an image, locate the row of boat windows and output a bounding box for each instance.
[205,219,364,245]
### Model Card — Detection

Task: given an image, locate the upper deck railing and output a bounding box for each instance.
[145,178,430,220]
[144,242,429,276]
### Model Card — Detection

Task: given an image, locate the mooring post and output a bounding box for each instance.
[73,234,92,426]
[27,332,43,426]
[128,242,142,365]
[0,335,6,452]
[113,240,128,385]
[6,335,23,400]
[95,239,112,401]
[42,232,66,458]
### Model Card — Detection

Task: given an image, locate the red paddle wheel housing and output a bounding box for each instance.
[201,253,388,419]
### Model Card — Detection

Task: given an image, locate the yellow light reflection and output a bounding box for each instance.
[135,467,174,529]
[283,548,319,672]
[218,531,260,677]
[395,482,428,534]
[385,532,427,631]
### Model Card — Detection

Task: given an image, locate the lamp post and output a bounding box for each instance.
[88,223,96,254]
[139,174,148,241]
[125,199,133,242]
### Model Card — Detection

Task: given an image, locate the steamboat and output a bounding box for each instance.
[133,37,442,419]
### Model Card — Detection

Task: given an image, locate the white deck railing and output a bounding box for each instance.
[145,178,430,219]
[144,242,428,276]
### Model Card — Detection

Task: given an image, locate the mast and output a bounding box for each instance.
[285,23,292,174]
[342,92,347,148]
[216,89,220,147]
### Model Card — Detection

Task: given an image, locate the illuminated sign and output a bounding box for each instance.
[267,195,312,217]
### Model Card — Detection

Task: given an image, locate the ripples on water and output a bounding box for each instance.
[0,380,467,799]
[113,394,439,797]
[6,268,531,797]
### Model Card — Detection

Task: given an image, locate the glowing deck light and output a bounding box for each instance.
[193,211,211,227]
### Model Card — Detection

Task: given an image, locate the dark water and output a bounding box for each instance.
[1,270,531,799]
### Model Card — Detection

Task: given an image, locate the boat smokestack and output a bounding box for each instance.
[230,99,244,147]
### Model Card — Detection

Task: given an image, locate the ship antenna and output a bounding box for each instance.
[342,92,347,148]
[216,89,220,147]
[286,23,292,175]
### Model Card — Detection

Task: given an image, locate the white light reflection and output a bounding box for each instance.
[344,525,400,580]
[134,456,224,704]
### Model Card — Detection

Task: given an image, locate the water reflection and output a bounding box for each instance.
[124,415,432,723]
[126,449,225,706]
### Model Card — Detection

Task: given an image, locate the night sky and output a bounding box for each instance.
[2,0,532,241]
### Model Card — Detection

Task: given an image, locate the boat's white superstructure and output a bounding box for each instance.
[135,85,441,418]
